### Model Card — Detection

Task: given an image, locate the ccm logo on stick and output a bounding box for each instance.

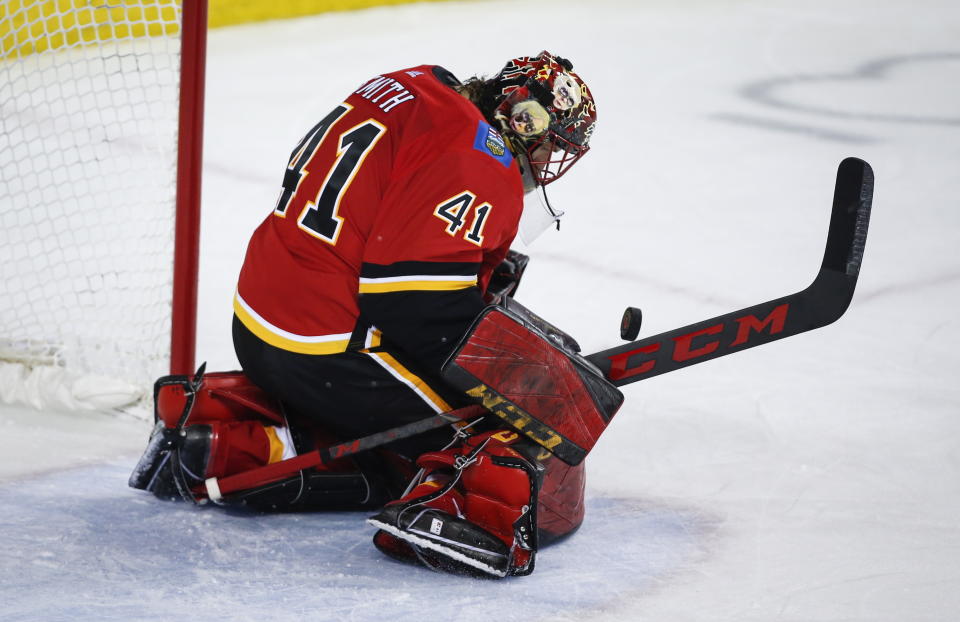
[607,303,790,380]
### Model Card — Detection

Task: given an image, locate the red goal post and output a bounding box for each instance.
[171,0,207,378]
[0,1,207,411]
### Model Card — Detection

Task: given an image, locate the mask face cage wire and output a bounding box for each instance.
[524,130,590,187]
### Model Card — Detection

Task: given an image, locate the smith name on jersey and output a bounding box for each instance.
[235,66,524,365]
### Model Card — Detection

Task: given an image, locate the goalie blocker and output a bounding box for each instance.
[442,301,625,465]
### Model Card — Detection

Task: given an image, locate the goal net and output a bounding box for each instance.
[0,0,200,412]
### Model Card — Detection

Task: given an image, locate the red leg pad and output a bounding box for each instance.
[156,371,284,429]
[205,421,272,479]
[537,456,586,539]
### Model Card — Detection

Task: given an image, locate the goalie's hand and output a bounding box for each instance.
[486,250,530,304]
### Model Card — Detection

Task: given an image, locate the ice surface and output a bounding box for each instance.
[2,0,959,619]
[0,462,717,622]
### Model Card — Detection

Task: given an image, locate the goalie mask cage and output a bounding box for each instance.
[0,0,206,411]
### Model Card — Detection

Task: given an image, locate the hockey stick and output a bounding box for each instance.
[585,157,874,386]
[204,405,485,502]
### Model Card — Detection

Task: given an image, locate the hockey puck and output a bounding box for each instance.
[620,306,642,341]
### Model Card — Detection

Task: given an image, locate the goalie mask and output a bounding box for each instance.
[482,51,596,188]
[478,51,597,242]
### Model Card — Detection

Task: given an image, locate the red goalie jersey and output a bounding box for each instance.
[236,66,525,372]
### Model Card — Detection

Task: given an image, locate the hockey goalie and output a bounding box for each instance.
[130,51,623,578]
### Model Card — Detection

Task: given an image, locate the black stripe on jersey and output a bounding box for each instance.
[359,288,486,375]
[360,261,480,279]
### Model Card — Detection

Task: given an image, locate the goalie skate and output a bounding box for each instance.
[369,506,514,578]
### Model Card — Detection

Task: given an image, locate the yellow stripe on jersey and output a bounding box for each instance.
[234,293,351,355]
[358,276,477,294]
[363,328,382,350]
[367,351,452,414]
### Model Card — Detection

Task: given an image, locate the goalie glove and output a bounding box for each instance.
[485,249,530,304]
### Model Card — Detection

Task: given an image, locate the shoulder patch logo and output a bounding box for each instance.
[473,121,513,168]
[485,128,506,156]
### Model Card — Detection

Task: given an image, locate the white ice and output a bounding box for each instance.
[2,0,959,620]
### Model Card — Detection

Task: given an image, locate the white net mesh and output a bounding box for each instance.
[0,1,184,411]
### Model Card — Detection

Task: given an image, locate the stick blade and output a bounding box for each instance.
[821,157,874,279]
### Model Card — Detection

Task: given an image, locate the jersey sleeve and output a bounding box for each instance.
[358,147,522,372]
[477,234,513,295]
